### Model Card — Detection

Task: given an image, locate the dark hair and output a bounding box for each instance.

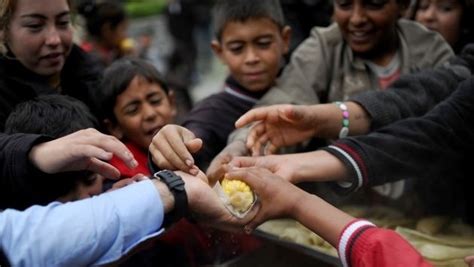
[5,95,98,137]
[212,0,285,41]
[4,94,99,199]
[411,0,474,53]
[94,57,169,122]
[77,0,126,39]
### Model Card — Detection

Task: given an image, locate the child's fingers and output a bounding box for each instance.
[150,143,187,171]
[247,123,265,148]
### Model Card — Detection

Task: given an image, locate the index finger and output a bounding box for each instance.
[93,134,137,169]
[235,107,271,128]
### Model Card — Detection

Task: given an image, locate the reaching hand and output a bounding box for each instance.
[225,167,304,232]
[149,125,202,175]
[206,140,249,185]
[28,128,137,179]
[227,154,298,182]
[235,104,320,156]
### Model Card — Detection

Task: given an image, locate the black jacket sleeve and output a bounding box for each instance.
[0,133,51,210]
[350,44,474,130]
[332,77,474,187]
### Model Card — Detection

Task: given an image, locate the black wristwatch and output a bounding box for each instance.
[153,170,188,228]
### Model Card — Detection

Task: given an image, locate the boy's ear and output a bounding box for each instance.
[281,26,292,55]
[211,40,225,62]
[104,118,124,140]
[167,90,178,118]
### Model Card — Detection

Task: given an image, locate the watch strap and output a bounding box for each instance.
[153,170,188,228]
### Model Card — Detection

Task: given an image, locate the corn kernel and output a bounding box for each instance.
[221,178,254,212]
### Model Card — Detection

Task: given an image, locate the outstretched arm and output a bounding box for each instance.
[225,167,431,267]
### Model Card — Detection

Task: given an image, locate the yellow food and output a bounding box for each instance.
[221,178,254,212]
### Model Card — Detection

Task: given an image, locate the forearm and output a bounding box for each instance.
[292,191,354,247]
[0,180,165,266]
[289,150,351,184]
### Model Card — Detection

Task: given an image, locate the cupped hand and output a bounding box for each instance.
[225,167,303,232]
[177,171,257,231]
[29,128,137,179]
[149,125,202,175]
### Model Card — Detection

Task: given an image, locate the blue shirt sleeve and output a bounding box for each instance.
[0,179,165,267]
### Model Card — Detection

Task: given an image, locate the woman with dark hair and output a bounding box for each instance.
[0,0,103,130]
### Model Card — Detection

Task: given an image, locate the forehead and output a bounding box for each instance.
[221,18,281,42]
[13,0,70,17]
[121,76,167,96]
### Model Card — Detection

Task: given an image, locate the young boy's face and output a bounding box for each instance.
[109,75,176,150]
[212,18,291,92]
[334,0,402,58]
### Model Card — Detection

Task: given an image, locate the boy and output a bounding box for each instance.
[4,95,102,207]
[93,57,176,178]
[150,0,291,172]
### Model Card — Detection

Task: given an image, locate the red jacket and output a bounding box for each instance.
[338,220,432,267]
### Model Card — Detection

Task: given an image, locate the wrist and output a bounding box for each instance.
[152,179,175,213]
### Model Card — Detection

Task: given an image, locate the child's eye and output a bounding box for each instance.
[150,98,162,105]
[124,106,138,115]
[438,3,454,12]
[229,46,243,54]
[256,39,272,49]
[365,0,388,9]
[336,0,353,8]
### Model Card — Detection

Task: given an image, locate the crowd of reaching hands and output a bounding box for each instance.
[1,0,474,266]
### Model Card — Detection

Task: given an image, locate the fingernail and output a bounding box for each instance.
[185,159,193,167]
[190,167,199,176]
[130,159,138,168]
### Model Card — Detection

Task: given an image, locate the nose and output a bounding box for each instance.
[244,47,260,65]
[349,4,368,26]
[418,4,436,24]
[142,103,158,121]
[45,27,61,46]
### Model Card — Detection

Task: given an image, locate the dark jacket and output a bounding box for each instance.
[350,44,474,130]
[0,133,52,210]
[0,45,103,130]
[325,77,474,221]
[181,77,267,170]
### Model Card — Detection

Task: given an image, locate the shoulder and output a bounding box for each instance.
[308,23,344,48]
[397,19,454,68]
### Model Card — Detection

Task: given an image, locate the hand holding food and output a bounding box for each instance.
[215,177,256,218]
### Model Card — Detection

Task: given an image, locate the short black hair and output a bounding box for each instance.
[212,0,285,41]
[94,57,169,122]
[5,94,98,137]
[4,94,99,200]
[77,0,127,39]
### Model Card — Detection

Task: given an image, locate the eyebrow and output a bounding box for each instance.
[20,11,70,19]
[225,34,275,45]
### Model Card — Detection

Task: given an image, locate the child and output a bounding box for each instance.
[412,0,474,53]
[94,57,176,179]
[77,0,144,67]
[206,0,455,183]
[150,0,291,172]
[4,95,102,207]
